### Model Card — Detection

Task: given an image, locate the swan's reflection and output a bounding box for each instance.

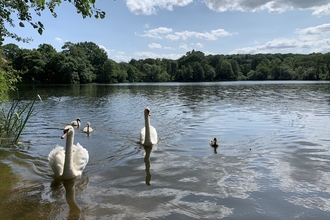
[50,175,89,219]
[142,145,157,186]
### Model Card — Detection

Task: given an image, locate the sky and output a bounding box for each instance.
[3,0,330,62]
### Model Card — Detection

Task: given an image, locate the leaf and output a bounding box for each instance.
[38,21,44,28]
[38,28,43,35]
[19,22,25,27]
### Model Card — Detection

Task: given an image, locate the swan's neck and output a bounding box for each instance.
[62,132,75,179]
[144,113,152,146]
[87,125,90,133]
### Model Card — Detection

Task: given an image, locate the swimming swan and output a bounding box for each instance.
[71,118,81,127]
[210,138,219,147]
[140,107,158,147]
[83,122,93,133]
[48,125,89,179]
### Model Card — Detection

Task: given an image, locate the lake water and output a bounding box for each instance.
[1,81,330,219]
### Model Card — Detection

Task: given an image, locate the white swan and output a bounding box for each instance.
[83,122,93,133]
[210,137,219,147]
[48,125,89,179]
[140,107,158,147]
[71,118,81,127]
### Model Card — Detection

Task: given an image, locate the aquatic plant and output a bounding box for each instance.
[0,99,35,143]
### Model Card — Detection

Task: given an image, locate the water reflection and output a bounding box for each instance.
[211,145,218,154]
[142,145,157,186]
[50,176,89,220]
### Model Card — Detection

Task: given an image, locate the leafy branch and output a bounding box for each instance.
[0,0,107,45]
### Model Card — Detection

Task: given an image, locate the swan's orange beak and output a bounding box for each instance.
[61,132,67,139]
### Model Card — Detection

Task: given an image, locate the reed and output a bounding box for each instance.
[0,99,35,143]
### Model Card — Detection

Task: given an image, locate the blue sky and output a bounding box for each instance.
[4,0,330,62]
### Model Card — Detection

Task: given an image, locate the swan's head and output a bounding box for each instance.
[144,107,151,116]
[86,122,90,127]
[213,138,217,142]
[76,118,81,122]
[61,125,74,139]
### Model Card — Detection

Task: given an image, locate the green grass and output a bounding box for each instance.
[0,99,35,143]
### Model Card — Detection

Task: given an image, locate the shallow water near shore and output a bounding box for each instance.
[1,81,330,219]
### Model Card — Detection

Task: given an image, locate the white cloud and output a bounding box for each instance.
[195,43,203,48]
[230,37,320,54]
[204,0,330,15]
[148,43,162,49]
[97,46,131,62]
[312,4,330,16]
[141,28,235,41]
[164,46,176,50]
[98,45,114,55]
[170,29,235,40]
[179,43,191,51]
[126,0,330,16]
[134,51,183,60]
[126,0,193,15]
[230,22,330,54]
[113,51,132,62]
[139,27,173,39]
[55,37,63,43]
[296,23,330,35]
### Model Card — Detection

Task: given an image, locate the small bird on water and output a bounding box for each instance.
[210,138,219,147]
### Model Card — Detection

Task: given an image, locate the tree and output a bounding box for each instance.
[2,43,21,61]
[0,53,20,102]
[216,60,234,80]
[192,62,204,81]
[0,0,106,45]
[203,64,215,81]
[18,49,46,82]
[37,43,57,59]
[45,52,66,83]
[61,42,97,83]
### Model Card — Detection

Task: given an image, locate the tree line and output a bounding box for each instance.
[2,41,330,84]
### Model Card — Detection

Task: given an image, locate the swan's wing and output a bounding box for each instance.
[48,145,65,178]
[83,127,93,133]
[71,121,80,126]
[150,126,158,144]
[72,143,89,173]
[140,127,146,144]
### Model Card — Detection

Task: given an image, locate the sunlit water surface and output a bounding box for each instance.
[1,81,330,219]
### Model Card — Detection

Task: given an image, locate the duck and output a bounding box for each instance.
[83,122,93,133]
[48,125,89,179]
[140,107,158,147]
[70,118,81,127]
[210,138,219,147]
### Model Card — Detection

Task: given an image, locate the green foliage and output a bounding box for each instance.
[0,0,107,45]
[0,49,20,103]
[2,42,330,83]
[0,99,35,143]
[0,70,19,102]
